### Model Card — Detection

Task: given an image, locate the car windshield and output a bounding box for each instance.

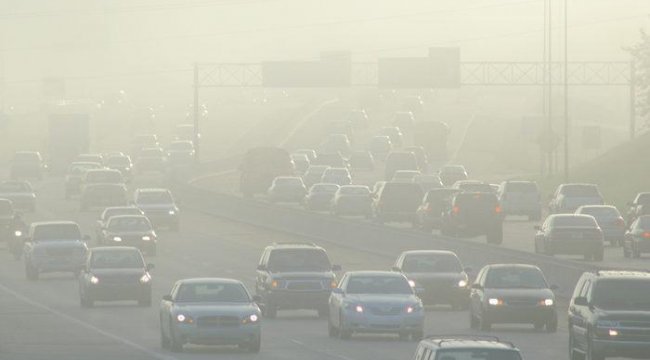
[107,217,151,232]
[267,249,332,272]
[562,185,600,197]
[434,349,522,360]
[506,182,538,193]
[104,208,142,220]
[484,268,547,289]
[552,216,597,227]
[636,193,650,204]
[459,183,493,192]
[90,250,144,269]
[579,207,619,217]
[0,201,13,215]
[0,182,31,193]
[346,275,412,295]
[33,224,81,241]
[86,171,123,183]
[340,187,369,195]
[176,283,250,303]
[592,279,650,310]
[106,157,130,166]
[402,254,462,273]
[311,184,339,193]
[137,191,172,204]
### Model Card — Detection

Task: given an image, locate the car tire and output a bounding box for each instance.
[546,315,558,333]
[328,317,339,338]
[160,329,169,349]
[339,313,351,340]
[264,304,277,319]
[169,324,183,353]
[245,335,261,353]
[586,336,605,360]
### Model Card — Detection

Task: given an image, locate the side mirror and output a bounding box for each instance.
[331,288,344,295]
[256,265,267,271]
[573,297,588,306]
[550,284,559,290]
[332,264,342,272]
[162,295,173,302]
[471,283,483,290]
[146,264,155,271]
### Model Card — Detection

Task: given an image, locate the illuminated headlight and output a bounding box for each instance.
[406,304,421,314]
[488,298,504,306]
[168,210,176,215]
[539,298,554,306]
[14,230,22,237]
[457,279,468,288]
[355,305,364,313]
[323,279,337,288]
[176,314,193,324]
[270,280,280,288]
[597,320,620,328]
[139,273,151,284]
[408,279,416,288]
[90,276,99,284]
[609,329,619,337]
[142,235,151,241]
[243,314,259,324]
[113,236,122,242]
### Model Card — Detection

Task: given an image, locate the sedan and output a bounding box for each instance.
[64,162,103,199]
[99,215,157,255]
[534,214,604,261]
[0,180,37,212]
[160,278,261,353]
[321,167,352,186]
[416,188,459,231]
[79,246,153,307]
[623,215,650,258]
[469,264,558,332]
[134,188,180,231]
[331,185,373,218]
[303,183,339,211]
[267,176,307,203]
[575,205,626,246]
[302,165,330,188]
[80,183,128,211]
[328,271,424,340]
[95,206,144,240]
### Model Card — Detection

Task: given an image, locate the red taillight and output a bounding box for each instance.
[425,203,432,212]
[615,217,626,227]
[495,206,502,214]
[452,206,460,215]
[642,232,650,239]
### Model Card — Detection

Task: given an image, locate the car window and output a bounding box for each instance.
[0,182,31,192]
[33,224,81,241]
[434,349,521,360]
[402,254,462,273]
[637,216,650,229]
[551,216,597,227]
[484,268,547,289]
[107,217,151,232]
[90,251,144,269]
[561,185,600,197]
[311,184,339,193]
[175,283,250,303]
[340,187,370,195]
[137,191,172,204]
[505,182,538,193]
[346,276,412,295]
[579,207,619,217]
[267,249,332,272]
[591,279,650,310]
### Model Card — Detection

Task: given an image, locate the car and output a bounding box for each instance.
[392,170,421,183]
[392,111,415,133]
[498,180,542,221]
[290,153,310,174]
[404,146,428,172]
[451,180,494,193]
[135,147,167,174]
[79,246,154,307]
[626,192,650,223]
[367,135,392,160]
[413,336,523,360]
[548,183,604,214]
[294,149,317,162]
[75,153,104,165]
[319,134,352,156]
[99,215,157,255]
[568,270,650,360]
[326,121,354,139]
[385,151,419,181]
[11,151,45,180]
[133,189,180,231]
[348,151,375,171]
[256,243,341,318]
[303,183,340,211]
[23,221,89,280]
[346,109,369,129]
[267,176,307,203]
[173,124,198,142]
[239,147,293,197]
[416,188,460,231]
[328,271,424,340]
[0,181,36,212]
[392,250,470,309]
[469,264,558,332]
[166,140,195,167]
[576,205,626,246]
[379,126,404,147]
[65,162,103,198]
[320,167,352,186]
[81,169,125,193]
[131,134,160,156]
[440,192,504,244]
[160,278,261,353]
[0,199,15,242]
[104,155,133,181]
[534,214,605,261]
[331,185,373,217]
[312,152,348,168]
[302,165,331,188]
[95,206,145,240]
[374,182,423,225]
[80,183,128,211]
[414,174,444,192]
[438,165,468,187]
[623,215,650,258]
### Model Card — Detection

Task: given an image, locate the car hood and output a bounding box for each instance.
[270,271,335,280]
[594,309,650,322]
[406,272,465,282]
[172,302,258,316]
[484,288,554,299]
[90,268,145,277]
[137,204,176,211]
[344,294,419,305]
[105,230,154,237]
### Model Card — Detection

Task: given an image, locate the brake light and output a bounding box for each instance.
[642,232,650,239]
[495,206,502,214]
[452,206,460,215]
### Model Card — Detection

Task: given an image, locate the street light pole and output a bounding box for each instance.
[563,0,569,182]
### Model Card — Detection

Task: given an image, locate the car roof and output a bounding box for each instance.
[31,221,78,226]
[86,168,121,174]
[107,214,148,220]
[177,278,244,285]
[549,214,595,219]
[346,271,404,277]
[420,337,517,350]
[401,250,458,257]
[135,188,169,193]
[485,263,542,271]
[592,270,650,280]
[91,246,141,253]
[268,242,323,250]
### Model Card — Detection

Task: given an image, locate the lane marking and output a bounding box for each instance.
[289,339,357,360]
[0,283,177,360]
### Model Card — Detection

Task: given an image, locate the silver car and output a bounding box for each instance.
[159,278,261,353]
[133,188,180,231]
[328,271,424,340]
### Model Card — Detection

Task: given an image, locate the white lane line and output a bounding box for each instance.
[289,339,357,360]
[0,283,177,360]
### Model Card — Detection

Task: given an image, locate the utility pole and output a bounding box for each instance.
[630,60,636,140]
[193,63,200,163]
[563,0,569,182]
[547,0,554,176]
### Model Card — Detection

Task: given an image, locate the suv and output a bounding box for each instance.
[413,336,523,360]
[569,271,650,360]
[440,192,504,244]
[373,182,423,225]
[255,243,341,318]
[498,180,542,221]
[549,183,604,214]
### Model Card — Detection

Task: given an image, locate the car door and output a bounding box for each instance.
[571,279,592,350]
[470,267,486,316]
[255,249,270,296]
[329,274,348,327]
[160,283,179,336]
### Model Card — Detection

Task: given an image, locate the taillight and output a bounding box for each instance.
[642,232,650,239]
[425,203,432,212]
[495,206,502,214]
[615,217,626,227]
[452,206,460,215]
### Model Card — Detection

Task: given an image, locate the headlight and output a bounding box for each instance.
[14,230,22,237]
[354,305,364,313]
[458,279,468,288]
[608,329,619,337]
[242,314,259,324]
[168,210,176,215]
[90,276,99,284]
[539,298,554,306]
[113,236,122,242]
[488,298,504,306]
[270,280,281,289]
[142,235,151,241]
[176,314,193,324]
[139,273,151,284]
[408,279,416,288]
[406,304,421,314]
[323,279,338,288]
